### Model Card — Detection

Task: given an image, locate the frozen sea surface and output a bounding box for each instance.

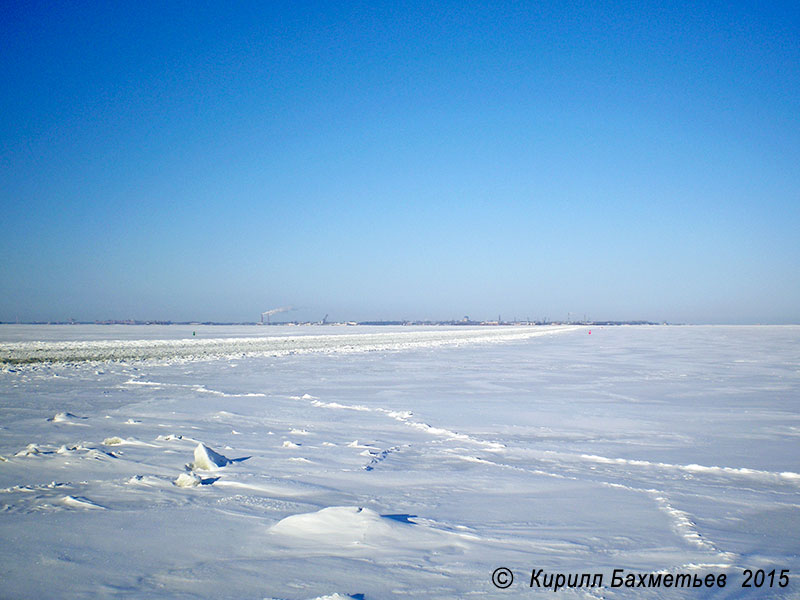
[0,325,797,599]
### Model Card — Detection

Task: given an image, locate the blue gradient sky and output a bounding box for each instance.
[2,1,798,323]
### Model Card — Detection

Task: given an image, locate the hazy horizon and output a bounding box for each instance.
[1,317,798,326]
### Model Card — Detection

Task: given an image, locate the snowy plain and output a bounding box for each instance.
[0,324,798,599]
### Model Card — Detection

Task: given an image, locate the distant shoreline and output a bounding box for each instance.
[1,319,661,327]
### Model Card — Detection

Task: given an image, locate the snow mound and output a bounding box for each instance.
[271,507,401,545]
[192,443,231,470]
[270,507,475,553]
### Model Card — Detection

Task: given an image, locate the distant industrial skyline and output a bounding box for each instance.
[0,313,778,327]
[2,2,798,325]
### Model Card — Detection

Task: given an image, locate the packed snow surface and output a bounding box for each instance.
[0,324,798,599]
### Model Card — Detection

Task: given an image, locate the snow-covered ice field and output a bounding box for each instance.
[0,325,797,599]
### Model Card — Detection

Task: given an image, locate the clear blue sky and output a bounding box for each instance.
[2,1,798,323]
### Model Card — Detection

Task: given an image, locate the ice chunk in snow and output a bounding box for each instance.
[192,443,231,470]
[174,472,201,487]
[15,443,42,456]
[48,412,84,422]
[62,495,105,510]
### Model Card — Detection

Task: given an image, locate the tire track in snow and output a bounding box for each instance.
[449,453,735,563]
[306,396,506,451]
[115,374,761,567]
[123,378,267,398]
[576,452,800,487]
[304,394,738,564]
[305,394,799,488]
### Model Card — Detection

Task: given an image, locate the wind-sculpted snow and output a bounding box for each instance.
[0,325,798,598]
[0,325,576,366]
[269,506,474,551]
